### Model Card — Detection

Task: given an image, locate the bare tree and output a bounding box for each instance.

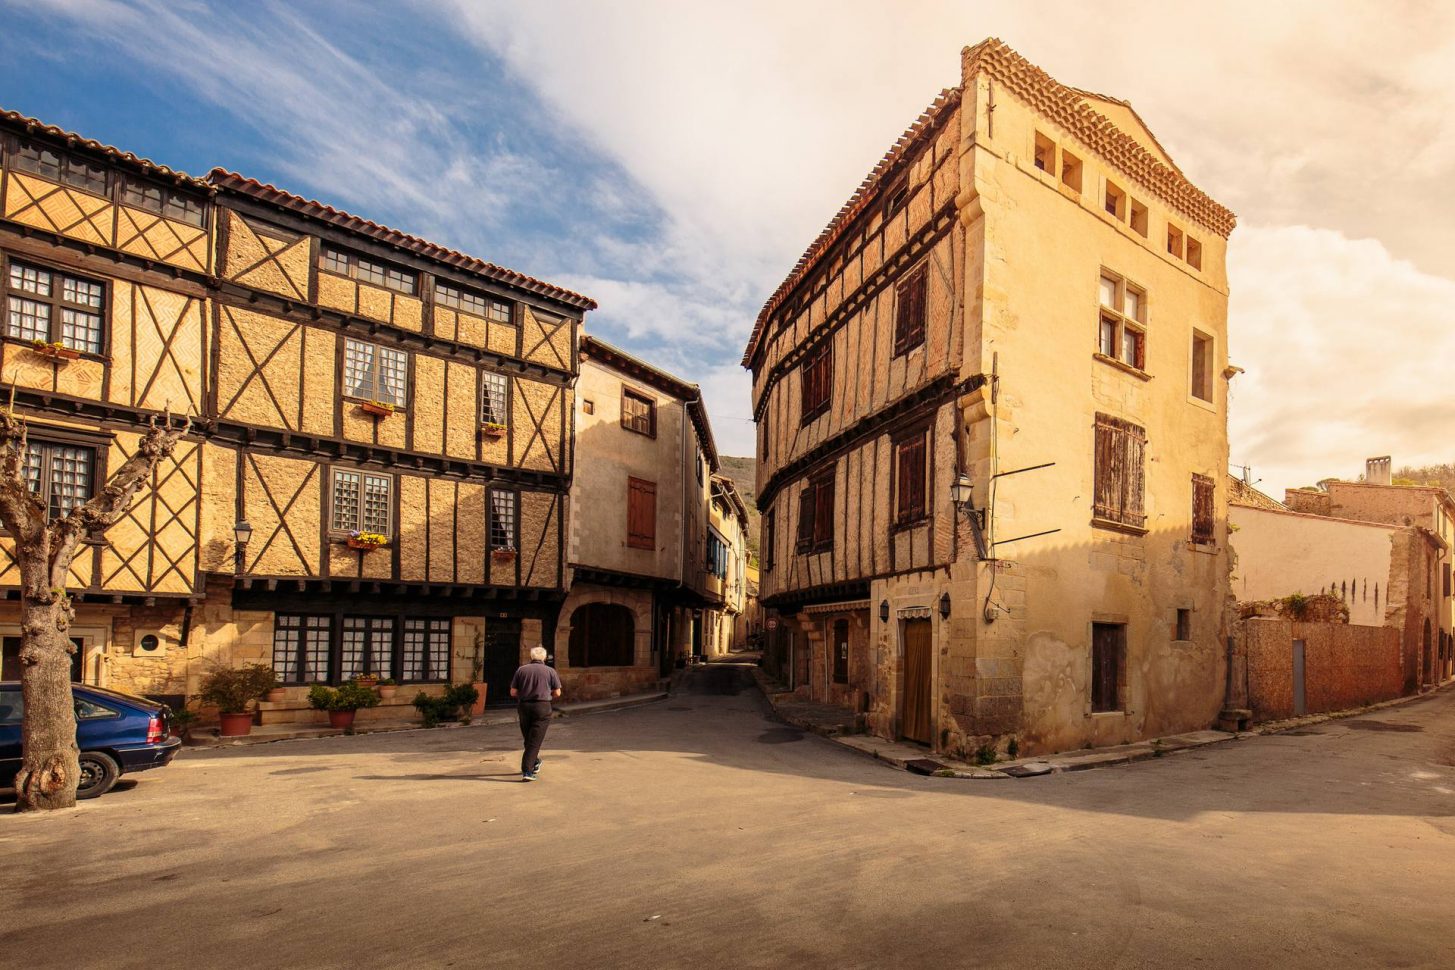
[0,403,189,811]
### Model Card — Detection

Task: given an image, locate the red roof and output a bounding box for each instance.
[208,170,596,310]
[0,108,208,188]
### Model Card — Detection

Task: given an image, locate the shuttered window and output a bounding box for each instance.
[895,434,927,525]
[1093,414,1146,531]
[796,467,835,553]
[763,509,776,572]
[893,264,928,356]
[627,477,657,550]
[1191,473,1215,544]
[800,340,832,424]
[621,387,656,436]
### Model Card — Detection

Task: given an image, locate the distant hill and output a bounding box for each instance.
[718,455,760,560]
[1393,462,1455,497]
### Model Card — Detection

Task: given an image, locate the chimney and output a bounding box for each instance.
[1365,456,1392,486]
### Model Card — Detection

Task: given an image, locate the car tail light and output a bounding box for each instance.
[146,715,163,744]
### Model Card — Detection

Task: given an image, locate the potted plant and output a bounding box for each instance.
[480,421,507,438]
[347,530,389,551]
[308,682,381,730]
[411,683,479,728]
[30,339,81,361]
[491,546,517,564]
[354,673,380,689]
[169,707,199,743]
[263,669,285,704]
[358,400,396,418]
[377,677,397,700]
[195,663,277,737]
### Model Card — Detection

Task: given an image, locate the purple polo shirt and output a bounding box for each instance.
[510,661,561,703]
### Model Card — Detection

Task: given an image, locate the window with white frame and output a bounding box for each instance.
[481,371,509,426]
[1097,272,1147,371]
[5,261,105,353]
[332,469,392,536]
[343,338,408,406]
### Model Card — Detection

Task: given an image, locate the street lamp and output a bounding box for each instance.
[950,474,989,559]
[233,520,252,574]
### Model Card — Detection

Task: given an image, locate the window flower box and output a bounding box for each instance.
[346,531,390,551]
[480,421,508,438]
[358,400,397,418]
[30,340,81,361]
[491,548,517,563]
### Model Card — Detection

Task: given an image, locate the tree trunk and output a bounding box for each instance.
[14,563,79,812]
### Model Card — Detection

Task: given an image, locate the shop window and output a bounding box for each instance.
[402,617,451,682]
[341,616,396,681]
[272,614,332,685]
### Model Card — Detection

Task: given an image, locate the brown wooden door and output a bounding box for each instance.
[901,619,932,745]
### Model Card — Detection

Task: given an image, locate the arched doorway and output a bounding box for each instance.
[569,604,636,668]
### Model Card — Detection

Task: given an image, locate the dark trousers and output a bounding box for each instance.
[517,700,552,775]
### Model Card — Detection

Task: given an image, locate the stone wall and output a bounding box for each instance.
[1240,617,1403,721]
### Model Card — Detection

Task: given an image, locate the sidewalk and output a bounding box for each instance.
[184,690,667,748]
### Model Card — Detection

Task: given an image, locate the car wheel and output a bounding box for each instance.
[77,751,120,799]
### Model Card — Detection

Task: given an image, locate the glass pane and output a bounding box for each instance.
[21,443,42,497]
[10,263,52,296]
[272,615,301,683]
[61,275,104,308]
[1124,289,1142,322]
[8,297,50,342]
[1099,317,1117,357]
[1121,328,1142,368]
[61,309,103,352]
[1098,276,1118,309]
[362,475,391,535]
[488,300,511,323]
[302,616,331,683]
[47,445,92,517]
[343,340,375,399]
[333,471,361,531]
[322,248,351,276]
[74,697,117,719]
[377,347,408,405]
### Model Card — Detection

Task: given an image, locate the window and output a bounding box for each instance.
[796,466,835,553]
[1033,131,1055,174]
[74,697,117,720]
[1185,236,1203,270]
[12,140,109,196]
[341,616,396,681]
[1444,562,1451,598]
[403,617,451,682]
[1129,199,1148,237]
[1091,622,1125,712]
[621,388,656,436]
[800,339,832,424]
[120,176,205,228]
[1175,609,1192,642]
[481,371,509,426]
[707,529,729,579]
[1191,473,1215,544]
[5,261,105,353]
[832,619,849,684]
[884,179,908,218]
[436,282,509,321]
[272,614,332,684]
[343,338,408,406]
[1191,330,1214,402]
[331,469,392,535]
[627,477,657,550]
[1167,224,1184,259]
[1096,272,1147,371]
[1060,150,1082,193]
[489,489,517,550]
[895,433,927,526]
[23,440,95,519]
[894,264,928,356]
[1093,413,1146,531]
[763,509,776,572]
[320,245,416,294]
[582,399,594,415]
[1104,180,1125,220]
[569,603,635,667]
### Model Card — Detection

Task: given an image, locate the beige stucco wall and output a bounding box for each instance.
[1230,505,1396,626]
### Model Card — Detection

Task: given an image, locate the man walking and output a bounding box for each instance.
[509,645,561,782]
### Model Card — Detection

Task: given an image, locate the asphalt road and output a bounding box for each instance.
[4,660,1454,969]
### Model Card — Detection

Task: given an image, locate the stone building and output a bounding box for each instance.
[745,40,1237,757]
[0,111,592,723]
[554,337,747,700]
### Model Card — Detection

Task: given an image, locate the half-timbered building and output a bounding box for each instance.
[746,40,1237,757]
[0,111,593,723]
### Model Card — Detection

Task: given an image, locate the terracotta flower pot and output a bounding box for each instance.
[472,682,488,715]
[219,712,254,737]
[378,685,397,700]
[328,710,356,730]
[265,688,286,704]
[359,401,395,418]
[347,538,387,551]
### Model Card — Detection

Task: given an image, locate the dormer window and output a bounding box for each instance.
[120,176,205,228]
[321,245,416,295]
[437,281,510,321]
[11,140,109,196]
[884,180,908,218]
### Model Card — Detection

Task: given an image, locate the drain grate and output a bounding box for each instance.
[905,758,949,775]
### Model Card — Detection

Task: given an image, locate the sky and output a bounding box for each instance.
[1,0,1451,497]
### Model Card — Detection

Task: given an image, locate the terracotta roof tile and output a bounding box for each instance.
[0,108,209,188]
[207,169,596,310]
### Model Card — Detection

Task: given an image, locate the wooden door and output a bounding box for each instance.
[483,620,521,708]
[901,619,932,745]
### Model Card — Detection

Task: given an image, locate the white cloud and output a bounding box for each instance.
[1228,225,1455,497]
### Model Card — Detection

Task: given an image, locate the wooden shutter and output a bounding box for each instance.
[1093,414,1147,529]
[894,265,927,355]
[896,436,926,523]
[796,485,816,552]
[627,478,656,549]
[814,471,835,550]
[1191,474,1215,544]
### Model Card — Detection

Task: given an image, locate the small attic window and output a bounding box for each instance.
[1129,199,1149,237]
[1185,236,1203,270]
[1060,150,1082,194]
[1167,224,1184,259]
[1034,132,1055,173]
[884,180,908,219]
[1104,181,1125,220]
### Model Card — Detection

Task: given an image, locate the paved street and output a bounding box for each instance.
[4,661,1455,969]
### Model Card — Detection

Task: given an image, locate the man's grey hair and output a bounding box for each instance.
[529,645,547,662]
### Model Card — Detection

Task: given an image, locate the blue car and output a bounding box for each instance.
[0,682,182,799]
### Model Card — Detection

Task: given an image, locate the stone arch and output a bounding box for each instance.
[569,602,637,668]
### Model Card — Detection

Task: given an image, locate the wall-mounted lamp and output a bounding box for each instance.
[233,520,252,574]
[939,591,952,619]
[950,474,989,559]
[879,600,890,624]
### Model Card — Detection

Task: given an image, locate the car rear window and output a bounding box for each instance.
[74,697,119,719]
[78,685,160,709]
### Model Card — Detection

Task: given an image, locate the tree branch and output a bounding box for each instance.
[0,409,45,545]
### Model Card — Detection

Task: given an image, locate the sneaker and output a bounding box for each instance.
[533,759,542,774]
[522,773,536,782]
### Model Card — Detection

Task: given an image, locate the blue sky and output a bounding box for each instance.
[3,1,1454,488]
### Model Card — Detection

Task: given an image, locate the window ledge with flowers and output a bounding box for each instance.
[345,531,390,551]
[28,339,85,362]
[480,421,508,438]
[346,397,402,419]
[491,546,517,562]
